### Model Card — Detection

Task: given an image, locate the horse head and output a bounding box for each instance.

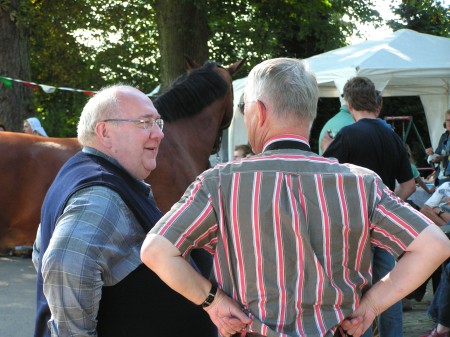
[183,56,245,154]
[148,58,245,212]
[155,58,245,154]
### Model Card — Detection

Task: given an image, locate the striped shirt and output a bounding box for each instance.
[151,135,432,337]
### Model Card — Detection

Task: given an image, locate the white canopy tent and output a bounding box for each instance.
[228,29,450,156]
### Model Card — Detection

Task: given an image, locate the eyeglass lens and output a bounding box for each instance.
[238,102,245,115]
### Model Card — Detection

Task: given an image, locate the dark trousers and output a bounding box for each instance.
[428,262,450,327]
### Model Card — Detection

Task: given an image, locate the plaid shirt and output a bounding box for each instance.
[33,148,151,336]
[40,186,146,336]
[152,135,432,337]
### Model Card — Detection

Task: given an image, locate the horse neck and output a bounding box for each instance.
[171,99,227,157]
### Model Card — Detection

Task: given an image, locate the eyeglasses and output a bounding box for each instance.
[102,118,164,131]
[237,101,256,115]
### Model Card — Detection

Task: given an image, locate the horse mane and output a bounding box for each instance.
[154,62,229,122]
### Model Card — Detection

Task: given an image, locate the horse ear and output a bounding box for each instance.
[227,59,246,76]
[184,55,201,71]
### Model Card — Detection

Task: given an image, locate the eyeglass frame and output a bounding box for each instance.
[102,118,164,131]
[237,100,257,115]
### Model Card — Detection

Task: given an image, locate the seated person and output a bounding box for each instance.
[421,182,450,227]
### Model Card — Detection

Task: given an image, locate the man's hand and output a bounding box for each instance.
[430,154,441,163]
[340,299,379,337]
[204,289,252,337]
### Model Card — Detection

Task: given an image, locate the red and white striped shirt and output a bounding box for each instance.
[152,136,432,337]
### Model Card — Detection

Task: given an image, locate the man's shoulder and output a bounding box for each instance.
[333,161,379,178]
[323,112,354,130]
[70,185,126,209]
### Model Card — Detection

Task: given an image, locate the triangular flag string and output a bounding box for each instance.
[0,75,157,97]
[0,75,98,96]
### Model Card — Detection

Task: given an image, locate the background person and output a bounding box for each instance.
[233,143,252,160]
[32,85,215,337]
[318,99,353,155]
[141,58,450,337]
[405,144,435,209]
[23,117,48,137]
[321,90,385,154]
[420,182,450,227]
[0,124,6,131]
[322,77,416,337]
[427,109,450,186]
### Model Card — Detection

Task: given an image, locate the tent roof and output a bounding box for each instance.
[305,29,450,97]
[228,29,450,155]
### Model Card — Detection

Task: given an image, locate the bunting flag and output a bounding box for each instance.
[0,77,13,89]
[40,84,56,93]
[0,75,97,96]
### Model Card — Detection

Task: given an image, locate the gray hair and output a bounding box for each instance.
[244,58,319,126]
[77,84,127,145]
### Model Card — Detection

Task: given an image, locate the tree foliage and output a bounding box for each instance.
[26,0,161,136]
[387,0,450,36]
[1,0,381,136]
[207,0,380,74]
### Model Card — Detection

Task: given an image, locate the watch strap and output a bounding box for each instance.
[201,284,218,308]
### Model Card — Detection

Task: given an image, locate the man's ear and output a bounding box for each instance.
[256,99,267,127]
[346,102,354,112]
[95,122,112,147]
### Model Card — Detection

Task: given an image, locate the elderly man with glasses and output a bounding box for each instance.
[33,85,215,337]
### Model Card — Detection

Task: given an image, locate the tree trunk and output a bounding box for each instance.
[154,0,211,90]
[0,0,33,132]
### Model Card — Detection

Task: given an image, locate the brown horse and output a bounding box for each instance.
[0,133,81,253]
[0,59,244,254]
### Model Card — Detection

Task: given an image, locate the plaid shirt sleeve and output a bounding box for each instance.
[42,186,144,336]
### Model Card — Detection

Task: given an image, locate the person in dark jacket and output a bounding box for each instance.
[427,109,450,186]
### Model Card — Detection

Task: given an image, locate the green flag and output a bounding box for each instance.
[0,77,13,89]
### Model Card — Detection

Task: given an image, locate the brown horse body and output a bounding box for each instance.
[0,134,81,252]
[0,59,244,253]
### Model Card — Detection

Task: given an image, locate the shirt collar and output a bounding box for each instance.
[262,135,310,152]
